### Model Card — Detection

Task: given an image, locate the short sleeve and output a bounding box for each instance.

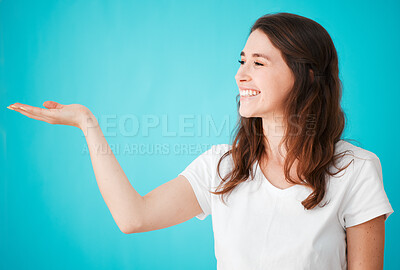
[179,145,216,220]
[341,156,394,228]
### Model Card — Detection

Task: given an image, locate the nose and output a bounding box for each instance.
[235,65,251,83]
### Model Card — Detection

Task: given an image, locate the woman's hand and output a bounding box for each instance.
[7,101,93,130]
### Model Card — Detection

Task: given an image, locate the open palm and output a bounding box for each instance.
[7,101,90,129]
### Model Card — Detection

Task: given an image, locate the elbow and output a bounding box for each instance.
[119,222,142,234]
[120,226,132,234]
[121,227,137,234]
[121,229,134,235]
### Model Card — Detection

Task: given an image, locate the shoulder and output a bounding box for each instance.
[186,144,232,166]
[328,140,383,193]
[199,144,234,175]
[329,140,386,202]
[335,139,378,159]
[210,144,232,155]
[201,144,233,166]
[334,140,381,169]
[333,141,393,228]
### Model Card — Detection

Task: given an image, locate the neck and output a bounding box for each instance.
[261,112,286,165]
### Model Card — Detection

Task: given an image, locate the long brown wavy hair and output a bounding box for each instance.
[210,12,357,210]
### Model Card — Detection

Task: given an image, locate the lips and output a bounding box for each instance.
[238,86,260,92]
[239,88,261,98]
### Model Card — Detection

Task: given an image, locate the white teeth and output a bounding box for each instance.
[240,89,260,97]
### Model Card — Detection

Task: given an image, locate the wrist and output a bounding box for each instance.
[79,109,99,134]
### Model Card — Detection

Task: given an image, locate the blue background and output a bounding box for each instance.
[1,0,399,269]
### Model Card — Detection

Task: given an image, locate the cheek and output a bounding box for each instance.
[259,91,286,106]
[257,73,293,107]
[258,74,288,101]
[269,69,294,97]
[279,67,295,92]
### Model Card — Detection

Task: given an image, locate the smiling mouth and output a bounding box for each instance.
[239,89,261,97]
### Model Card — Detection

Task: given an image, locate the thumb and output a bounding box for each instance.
[43,101,64,109]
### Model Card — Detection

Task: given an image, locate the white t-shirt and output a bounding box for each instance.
[179,140,394,270]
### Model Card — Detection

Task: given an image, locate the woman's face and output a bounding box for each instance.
[235,29,295,119]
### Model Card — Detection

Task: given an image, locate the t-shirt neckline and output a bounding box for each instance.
[254,160,303,196]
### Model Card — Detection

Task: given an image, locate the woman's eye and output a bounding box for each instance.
[237,59,264,66]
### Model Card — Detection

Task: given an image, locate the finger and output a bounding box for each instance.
[11,106,54,123]
[43,101,63,109]
[10,103,54,118]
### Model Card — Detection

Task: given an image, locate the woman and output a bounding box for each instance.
[7,12,393,269]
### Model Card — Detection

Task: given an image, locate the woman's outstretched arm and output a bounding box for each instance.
[79,110,146,233]
[7,102,203,234]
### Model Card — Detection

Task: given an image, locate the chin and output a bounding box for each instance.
[239,109,258,118]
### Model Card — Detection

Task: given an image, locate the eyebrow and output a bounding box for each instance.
[240,51,270,61]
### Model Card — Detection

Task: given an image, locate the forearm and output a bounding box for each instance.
[80,112,144,233]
